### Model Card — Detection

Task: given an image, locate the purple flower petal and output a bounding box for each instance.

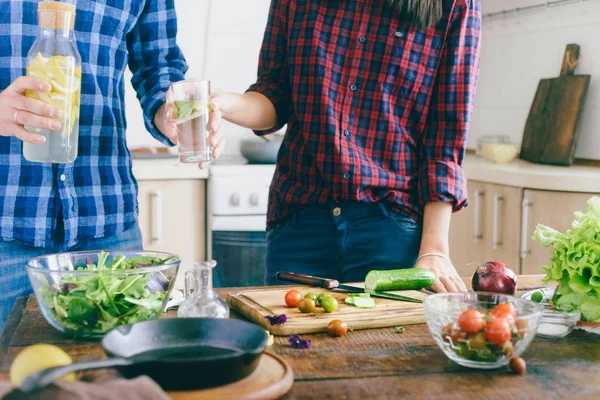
[288,335,312,349]
[264,314,288,326]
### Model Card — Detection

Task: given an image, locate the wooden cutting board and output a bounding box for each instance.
[169,352,294,400]
[520,44,591,166]
[226,284,429,336]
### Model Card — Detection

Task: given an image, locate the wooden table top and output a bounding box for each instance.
[1,275,599,399]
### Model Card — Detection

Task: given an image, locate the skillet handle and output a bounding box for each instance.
[276,271,339,289]
[20,357,133,394]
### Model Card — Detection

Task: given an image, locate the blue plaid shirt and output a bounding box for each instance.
[0,0,187,248]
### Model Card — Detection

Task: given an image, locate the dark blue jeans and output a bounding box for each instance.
[265,203,422,285]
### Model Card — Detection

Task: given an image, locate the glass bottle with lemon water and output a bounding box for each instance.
[23,1,81,164]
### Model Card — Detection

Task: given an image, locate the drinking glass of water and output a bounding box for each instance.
[170,80,212,163]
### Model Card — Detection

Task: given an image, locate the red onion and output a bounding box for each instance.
[472,261,517,295]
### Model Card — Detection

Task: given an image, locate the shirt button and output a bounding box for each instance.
[343,130,350,137]
[60,174,66,182]
[359,36,367,43]
[350,84,357,91]
[332,207,342,217]
[343,172,351,180]
[394,31,405,38]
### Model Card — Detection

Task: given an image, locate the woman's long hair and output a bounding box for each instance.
[387,0,443,28]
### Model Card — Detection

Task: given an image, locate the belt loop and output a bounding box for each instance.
[377,202,391,218]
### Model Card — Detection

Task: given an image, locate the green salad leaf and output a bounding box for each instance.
[533,196,600,322]
[40,251,176,337]
[173,100,210,125]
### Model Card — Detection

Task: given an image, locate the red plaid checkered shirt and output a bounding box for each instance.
[247,0,482,229]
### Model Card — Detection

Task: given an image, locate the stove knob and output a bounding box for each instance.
[249,193,260,206]
[230,194,241,207]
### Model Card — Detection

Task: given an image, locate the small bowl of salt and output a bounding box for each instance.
[521,287,581,339]
[536,308,581,338]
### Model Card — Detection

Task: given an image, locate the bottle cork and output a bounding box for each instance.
[38,2,76,31]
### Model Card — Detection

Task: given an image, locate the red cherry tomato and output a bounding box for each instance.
[285,290,303,307]
[458,309,484,333]
[485,318,512,344]
[491,303,517,319]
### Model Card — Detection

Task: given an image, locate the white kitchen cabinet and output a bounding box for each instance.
[483,183,521,274]
[449,181,487,277]
[520,190,595,275]
[137,180,206,289]
[450,181,597,277]
[450,181,521,277]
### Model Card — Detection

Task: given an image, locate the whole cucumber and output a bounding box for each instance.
[364,268,436,291]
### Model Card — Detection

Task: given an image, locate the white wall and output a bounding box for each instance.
[124,0,271,156]
[473,0,600,160]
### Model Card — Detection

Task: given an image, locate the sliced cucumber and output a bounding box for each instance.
[347,293,371,298]
[365,268,436,291]
[353,297,376,308]
[344,297,356,306]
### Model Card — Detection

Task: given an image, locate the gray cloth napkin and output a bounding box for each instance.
[0,376,170,400]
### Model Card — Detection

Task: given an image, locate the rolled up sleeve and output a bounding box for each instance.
[418,0,481,212]
[126,0,188,145]
[246,0,291,135]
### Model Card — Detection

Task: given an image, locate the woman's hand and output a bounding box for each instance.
[0,76,62,143]
[415,255,467,293]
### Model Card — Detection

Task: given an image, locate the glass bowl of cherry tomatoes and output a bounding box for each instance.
[424,292,543,369]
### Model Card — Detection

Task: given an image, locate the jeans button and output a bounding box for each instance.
[350,84,357,91]
[332,207,342,217]
[343,172,351,180]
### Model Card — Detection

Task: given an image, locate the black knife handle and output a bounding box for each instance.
[276,272,339,289]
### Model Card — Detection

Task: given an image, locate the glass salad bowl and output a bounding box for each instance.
[26,250,180,338]
[424,292,543,369]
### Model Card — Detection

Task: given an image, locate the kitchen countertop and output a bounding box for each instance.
[131,153,599,193]
[2,276,600,399]
[131,156,209,180]
[464,156,600,193]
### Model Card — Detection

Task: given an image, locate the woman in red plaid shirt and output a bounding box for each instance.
[200,0,481,292]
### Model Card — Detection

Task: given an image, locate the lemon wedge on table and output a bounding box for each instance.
[9,344,77,386]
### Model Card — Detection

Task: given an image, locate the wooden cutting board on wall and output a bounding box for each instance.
[520,44,591,166]
[226,284,429,336]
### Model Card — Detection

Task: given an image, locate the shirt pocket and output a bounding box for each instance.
[380,28,444,105]
[75,0,137,40]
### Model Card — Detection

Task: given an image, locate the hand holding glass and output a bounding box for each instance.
[170,80,212,163]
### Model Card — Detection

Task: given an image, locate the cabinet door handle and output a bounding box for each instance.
[473,189,484,242]
[492,194,504,250]
[151,191,163,245]
[520,198,532,259]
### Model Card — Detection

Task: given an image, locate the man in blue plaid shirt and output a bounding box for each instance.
[0,0,204,331]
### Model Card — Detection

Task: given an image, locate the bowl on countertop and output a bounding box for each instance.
[521,287,582,338]
[424,292,543,369]
[477,135,520,164]
[240,136,283,164]
[27,250,180,338]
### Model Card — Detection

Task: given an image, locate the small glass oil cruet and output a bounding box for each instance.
[177,260,229,318]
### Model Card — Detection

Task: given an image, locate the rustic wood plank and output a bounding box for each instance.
[282,364,600,400]
[3,275,594,400]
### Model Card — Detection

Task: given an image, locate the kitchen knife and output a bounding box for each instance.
[275,271,423,304]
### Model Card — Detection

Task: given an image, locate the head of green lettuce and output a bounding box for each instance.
[533,196,600,322]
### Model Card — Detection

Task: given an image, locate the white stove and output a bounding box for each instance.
[206,157,276,287]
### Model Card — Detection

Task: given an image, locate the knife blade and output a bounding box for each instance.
[275,271,423,304]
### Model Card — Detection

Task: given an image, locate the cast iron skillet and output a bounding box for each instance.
[20,318,268,393]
